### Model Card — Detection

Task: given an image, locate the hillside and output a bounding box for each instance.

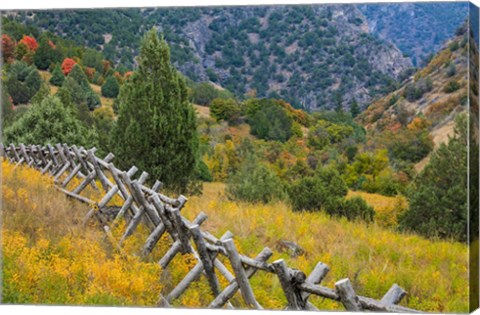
[359,2,468,66]
[357,25,469,171]
[1,158,469,312]
[4,5,413,110]
[1,5,475,312]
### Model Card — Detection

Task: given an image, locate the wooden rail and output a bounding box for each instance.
[0,143,422,313]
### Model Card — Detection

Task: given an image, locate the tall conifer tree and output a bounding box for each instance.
[112,28,199,193]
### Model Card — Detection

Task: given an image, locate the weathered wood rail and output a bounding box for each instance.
[0,143,421,313]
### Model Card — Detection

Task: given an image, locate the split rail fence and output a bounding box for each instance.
[1,143,421,313]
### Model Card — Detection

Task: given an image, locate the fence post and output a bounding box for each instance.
[335,278,362,311]
[272,259,306,310]
[222,239,262,309]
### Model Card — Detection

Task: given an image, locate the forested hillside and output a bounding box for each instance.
[3,6,413,110]
[359,2,468,66]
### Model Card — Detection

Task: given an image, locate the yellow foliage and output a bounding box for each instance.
[1,161,470,312]
[181,182,469,312]
[347,190,408,228]
[2,161,162,306]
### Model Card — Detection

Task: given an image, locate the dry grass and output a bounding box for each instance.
[1,162,469,312]
[193,104,210,118]
[181,182,469,312]
[1,160,163,305]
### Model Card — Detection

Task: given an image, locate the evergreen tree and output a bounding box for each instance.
[399,114,468,241]
[350,98,360,118]
[334,91,343,113]
[59,76,86,106]
[4,95,97,147]
[101,76,120,98]
[49,65,65,86]
[34,36,62,70]
[25,69,42,97]
[30,82,50,105]
[112,28,199,193]
[68,64,91,92]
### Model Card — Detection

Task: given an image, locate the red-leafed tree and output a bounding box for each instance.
[1,34,15,63]
[61,58,77,75]
[19,35,38,52]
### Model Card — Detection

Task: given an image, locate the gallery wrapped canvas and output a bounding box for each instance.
[0,1,479,314]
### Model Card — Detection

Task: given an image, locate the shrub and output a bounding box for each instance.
[4,95,97,147]
[5,61,41,105]
[86,91,101,110]
[289,176,327,211]
[289,167,347,211]
[61,58,76,75]
[444,80,460,93]
[227,156,285,203]
[101,76,120,98]
[446,63,456,77]
[210,98,241,123]
[247,99,293,142]
[49,65,65,86]
[325,197,375,222]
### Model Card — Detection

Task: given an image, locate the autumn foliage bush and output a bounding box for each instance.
[19,35,38,52]
[61,58,77,75]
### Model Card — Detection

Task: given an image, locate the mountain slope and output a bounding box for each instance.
[4,5,412,110]
[359,2,468,66]
[357,25,469,171]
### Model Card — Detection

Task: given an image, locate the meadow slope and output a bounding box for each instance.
[1,163,469,312]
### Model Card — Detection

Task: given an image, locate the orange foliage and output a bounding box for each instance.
[48,40,56,49]
[61,58,77,75]
[19,35,38,52]
[407,117,431,131]
[84,67,96,81]
[102,60,111,74]
[1,34,15,62]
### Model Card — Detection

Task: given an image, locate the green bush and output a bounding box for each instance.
[86,91,101,110]
[196,160,213,182]
[101,76,120,98]
[227,156,285,203]
[289,176,327,211]
[6,61,42,105]
[247,99,293,142]
[49,65,65,87]
[325,197,375,222]
[210,98,241,123]
[443,80,460,93]
[4,95,97,147]
[289,167,347,211]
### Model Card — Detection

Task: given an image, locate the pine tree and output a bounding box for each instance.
[101,76,120,98]
[334,91,343,113]
[112,28,199,193]
[50,65,65,86]
[350,98,360,118]
[68,64,90,93]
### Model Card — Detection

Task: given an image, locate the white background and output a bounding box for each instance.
[0,0,479,314]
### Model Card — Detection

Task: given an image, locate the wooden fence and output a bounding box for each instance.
[0,143,421,313]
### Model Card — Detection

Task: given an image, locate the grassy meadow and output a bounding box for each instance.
[2,161,468,311]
